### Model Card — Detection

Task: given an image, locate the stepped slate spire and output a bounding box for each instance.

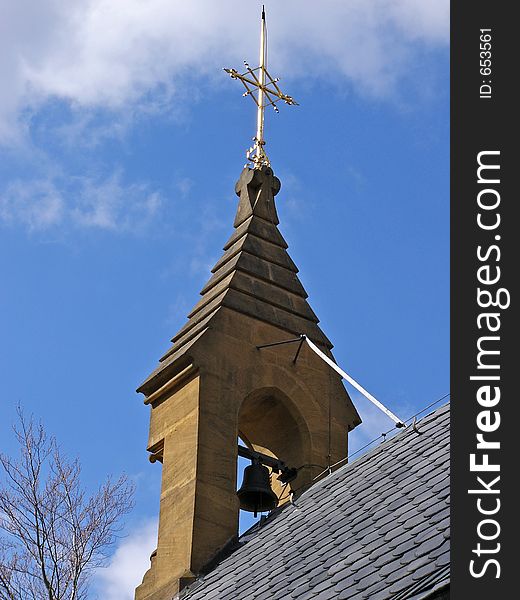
[138,165,335,396]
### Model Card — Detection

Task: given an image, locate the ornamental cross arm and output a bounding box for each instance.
[223,64,299,113]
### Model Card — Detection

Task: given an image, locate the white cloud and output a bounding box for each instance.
[71,171,162,231]
[93,519,158,600]
[0,0,449,143]
[0,178,64,231]
[175,177,194,199]
[0,170,163,232]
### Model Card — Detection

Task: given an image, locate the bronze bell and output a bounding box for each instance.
[237,461,278,517]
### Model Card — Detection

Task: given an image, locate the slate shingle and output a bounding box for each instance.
[180,404,450,600]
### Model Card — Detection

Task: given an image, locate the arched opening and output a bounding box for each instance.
[236,387,310,532]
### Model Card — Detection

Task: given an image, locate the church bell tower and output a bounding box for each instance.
[135,9,361,600]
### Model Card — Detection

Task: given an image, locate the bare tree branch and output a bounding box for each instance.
[0,408,134,600]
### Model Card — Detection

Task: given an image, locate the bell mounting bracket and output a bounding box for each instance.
[238,445,298,484]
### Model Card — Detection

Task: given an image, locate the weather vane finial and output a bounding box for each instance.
[224,5,298,169]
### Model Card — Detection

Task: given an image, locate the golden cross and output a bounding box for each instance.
[224,6,298,169]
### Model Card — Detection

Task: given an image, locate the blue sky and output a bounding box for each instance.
[0,1,449,597]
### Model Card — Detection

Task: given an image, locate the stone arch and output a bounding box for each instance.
[237,386,312,500]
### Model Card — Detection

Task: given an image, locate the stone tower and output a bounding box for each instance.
[134,165,361,600]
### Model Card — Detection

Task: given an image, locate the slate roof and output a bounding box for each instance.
[179,403,450,600]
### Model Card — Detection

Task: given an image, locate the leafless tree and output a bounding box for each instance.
[0,409,134,600]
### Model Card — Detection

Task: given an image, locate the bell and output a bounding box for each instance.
[237,461,278,516]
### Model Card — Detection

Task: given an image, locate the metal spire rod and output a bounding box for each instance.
[256,6,267,155]
[224,6,298,169]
